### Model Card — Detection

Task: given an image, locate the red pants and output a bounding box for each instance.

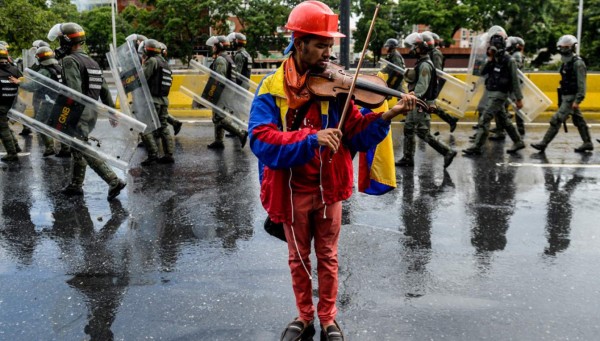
[283,193,342,325]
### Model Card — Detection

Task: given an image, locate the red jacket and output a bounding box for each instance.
[248,64,391,225]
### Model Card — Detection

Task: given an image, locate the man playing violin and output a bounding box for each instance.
[248,2,417,340]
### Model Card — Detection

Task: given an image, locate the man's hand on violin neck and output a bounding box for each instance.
[383,93,417,120]
[317,128,342,153]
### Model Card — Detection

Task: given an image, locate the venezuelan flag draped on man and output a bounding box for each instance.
[357,99,397,195]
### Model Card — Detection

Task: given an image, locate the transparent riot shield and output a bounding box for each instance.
[21,48,37,69]
[8,68,146,170]
[179,60,250,131]
[107,41,160,132]
[508,70,551,122]
[379,58,468,117]
[461,33,490,113]
[233,70,258,94]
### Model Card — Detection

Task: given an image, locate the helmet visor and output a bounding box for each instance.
[404,33,421,48]
[47,24,63,42]
[206,37,218,47]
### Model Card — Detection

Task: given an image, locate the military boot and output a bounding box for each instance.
[531,124,560,153]
[1,130,18,162]
[516,116,526,136]
[41,134,55,157]
[1,153,18,162]
[507,141,525,154]
[19,126,32,136]
[437,110,458,133]
[158,154,175,164]
[61,184,84,196]
[107,179,127,200]
[239,130,249,149]
[140,132,160,166]
[172,120,183,136]
[505,124,525,153]
[462,146,482,156]
[574,124,594,152]
[396,135,415,167]
[160,131,175,156]
[55,144,71,158]
[208,122,225,149]
[61,155,85,195]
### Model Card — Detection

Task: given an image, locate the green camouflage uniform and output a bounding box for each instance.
[400,55,453,164]
[142,55,174,158]
[18,66,59,154]
[430,47,458,131]
[159,55,182,131]
[234,47,252,90]
[208,51,248,147]
[62,49,121,190]
[510,50,526,134]
[534,54,591,151]
[0,63,22,159]
[467,52,524,153]
[382,49,405,92]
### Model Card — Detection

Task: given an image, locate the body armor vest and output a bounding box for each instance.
[238,49,252,79]
[211,53,236,83]
[409,57,438,101]
[0,65,20,106]
[148,56,172,97]
[559,56,582,95]
[65,52,103,100]
[485,54,512,93]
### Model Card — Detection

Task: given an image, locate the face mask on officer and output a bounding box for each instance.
[558,46,573,56]
[409,45,419,56]
[487,35,505,57]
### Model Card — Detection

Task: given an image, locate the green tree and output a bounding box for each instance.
[123,0,246,64]
[0,0,54,53]
[79,6,133,68]
[234,0,291,60]
[352,0,399,63]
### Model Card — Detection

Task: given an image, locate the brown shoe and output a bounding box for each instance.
[280,319,315,341]
[320,320,344,341]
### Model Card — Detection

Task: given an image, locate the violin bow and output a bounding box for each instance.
[337,4,381,131]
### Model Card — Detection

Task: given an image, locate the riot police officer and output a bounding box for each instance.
[158,42,183,136]
[381,38,405,93]
[0,44,22,162]
[506,36,526,135]
[531,35,593,153]
[19,40,52,137]
[206,35,248,149]
[13,46,62,156]
[228,32,253,90]
[47,22,126,200]
[427,31,459,133]
[396,32,457,168]
[463,26,525,155]
[139,38,175,165]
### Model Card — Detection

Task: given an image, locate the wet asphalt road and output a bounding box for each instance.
[1,120,599,341]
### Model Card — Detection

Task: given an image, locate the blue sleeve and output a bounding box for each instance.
[248,92,319,169]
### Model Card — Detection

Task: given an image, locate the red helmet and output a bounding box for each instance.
[285,1,345,38]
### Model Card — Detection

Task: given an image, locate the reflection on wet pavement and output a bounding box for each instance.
[0,122,599,340]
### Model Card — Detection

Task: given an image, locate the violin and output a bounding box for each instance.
[307,62,433,113]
